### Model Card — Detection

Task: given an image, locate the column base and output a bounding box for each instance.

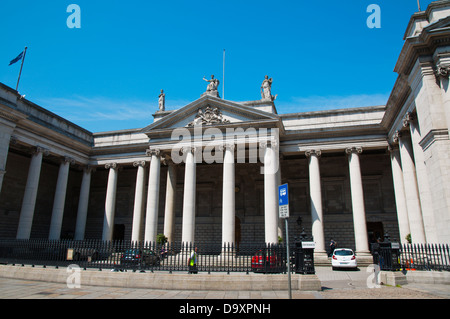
[313,251,330,265]
[355,251,374,266]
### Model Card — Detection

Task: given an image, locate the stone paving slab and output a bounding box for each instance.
[0,276,447,300]
[0,265,448,301]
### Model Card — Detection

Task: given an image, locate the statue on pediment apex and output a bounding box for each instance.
[202,75,220,98]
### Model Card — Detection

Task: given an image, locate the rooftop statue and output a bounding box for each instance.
[261,75,277,101]
[202,75,220,97]
[158,89,165,112]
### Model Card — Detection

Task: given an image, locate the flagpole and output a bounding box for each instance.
[417,0,421,11]
[15,47,27,92]
[223,49,225,99]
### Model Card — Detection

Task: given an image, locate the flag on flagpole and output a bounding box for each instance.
[9,51,24,66]
[9,47,28,91]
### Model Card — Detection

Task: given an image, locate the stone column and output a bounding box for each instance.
[145,149,161,243]
[163,161,177,243]
[395,131,427,244]
[345,147,370,256]
[221,143,235,246]
[102,163,118,241]
[131,161,146,242]
[0,126,14,194]
[49,157,73,240]
[403,113,438,243]
[305,150,327,261]
[261,141,278,244]
[74,166,93,240]
[388,146,410,244]
[16,147,47,239]
[181,147,196,244]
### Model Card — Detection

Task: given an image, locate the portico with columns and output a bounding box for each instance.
[0,1,450,265]
[0,88,405,264]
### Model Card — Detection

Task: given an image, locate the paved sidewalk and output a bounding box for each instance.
[0,267,447,299]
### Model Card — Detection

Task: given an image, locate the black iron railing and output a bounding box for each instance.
[400,243,450,271]
[372,242,450,272]
[0,239,302,274]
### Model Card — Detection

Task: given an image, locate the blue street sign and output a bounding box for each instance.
[279,184,289,206]
[279,184,289,218]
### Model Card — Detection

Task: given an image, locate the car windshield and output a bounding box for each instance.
[124,249,140,254]
[334,250,353,256]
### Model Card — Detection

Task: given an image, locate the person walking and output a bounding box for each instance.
[329,239,337,257]
[188,247,198,274]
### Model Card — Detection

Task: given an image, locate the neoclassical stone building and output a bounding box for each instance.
[0,1,449,262]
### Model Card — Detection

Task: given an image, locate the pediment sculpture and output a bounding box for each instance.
[187,106,230,127]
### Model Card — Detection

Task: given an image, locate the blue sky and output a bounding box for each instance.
[0,0,433,132]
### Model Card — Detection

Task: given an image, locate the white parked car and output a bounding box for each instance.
[331,248,357,270]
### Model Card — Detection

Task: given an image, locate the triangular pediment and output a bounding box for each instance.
[142,95,281,135]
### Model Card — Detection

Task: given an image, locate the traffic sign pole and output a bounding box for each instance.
[278,184,291,299]
[285,218,291,299]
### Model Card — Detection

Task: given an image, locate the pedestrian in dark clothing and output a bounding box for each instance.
[329,239,337,257]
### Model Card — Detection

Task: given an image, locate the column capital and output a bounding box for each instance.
[219,142,235,152]
[9,136,17,145]
[387,143,399,153]
[62,156,75,165]
[161,156,175,166]
[392,130,402,143]
[146,148,161,157]
[305,149,321,158]
[105,162,118,170]
[133,160,147,168]
[402,112,415,128]
[34,146,49,156]
[435,64,450,79]
[345,146,362,155]
[259,140,278,149]
[181,146,197,154]
[83,165,96,174]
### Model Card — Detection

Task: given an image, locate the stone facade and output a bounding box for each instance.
[0,2,449,261]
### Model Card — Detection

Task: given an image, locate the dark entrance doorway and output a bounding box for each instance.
[367,222,384,245]
[113,224,125,241]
